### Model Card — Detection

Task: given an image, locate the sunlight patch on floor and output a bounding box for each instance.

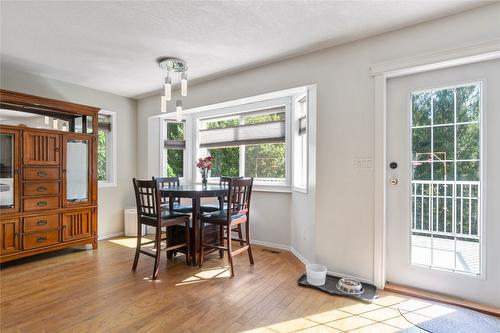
[237,295,438,333]
[109,237,148,248]
[176,266,231,286]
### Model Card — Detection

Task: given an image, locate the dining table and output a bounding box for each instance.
[159,184,228,265]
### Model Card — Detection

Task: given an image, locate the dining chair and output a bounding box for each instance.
[132,178,191,280]
[199,177,254,277]
[154,176,193,213]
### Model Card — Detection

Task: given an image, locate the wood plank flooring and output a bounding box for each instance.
[1,237,426,333]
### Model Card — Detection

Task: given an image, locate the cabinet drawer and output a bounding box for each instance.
[24,168,60,181]
[23,182,60,196]
[23,196,60,212]
[23,214,59,232]
[24,230,59,250]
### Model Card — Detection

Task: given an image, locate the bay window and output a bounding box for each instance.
[198,105,288,185]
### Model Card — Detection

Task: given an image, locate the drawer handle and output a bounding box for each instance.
[37,186,48,192]
[36,237,48,243]
[36,201,48,207]
[36,220,48,226]
[37,171,48,177]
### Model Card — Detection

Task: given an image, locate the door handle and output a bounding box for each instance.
[36,237,48,243]
[36,201,48,207]
[37,186,48,192]
[37,171,48,177]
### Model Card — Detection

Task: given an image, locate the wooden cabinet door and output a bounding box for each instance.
[0,219,19,254]
[62,210,93,241]
[23,131,60,165]
[0,127,20,214]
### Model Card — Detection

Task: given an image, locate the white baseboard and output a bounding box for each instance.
[98,231,124,240]
[290,247,311,266]
[251,239,291,251]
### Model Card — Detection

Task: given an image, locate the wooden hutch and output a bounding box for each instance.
[0,90,99,263]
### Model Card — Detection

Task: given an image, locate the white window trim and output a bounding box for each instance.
[192,97,292,190]
[98,110,117,188]
[292,93,309,193]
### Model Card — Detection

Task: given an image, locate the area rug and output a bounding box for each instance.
[398,299,500,333]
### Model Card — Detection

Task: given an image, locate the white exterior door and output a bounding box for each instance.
[386,59,500,307]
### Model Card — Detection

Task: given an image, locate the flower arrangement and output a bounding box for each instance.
[196,156,213,186]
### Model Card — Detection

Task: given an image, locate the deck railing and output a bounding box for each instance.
[411,180,480,240]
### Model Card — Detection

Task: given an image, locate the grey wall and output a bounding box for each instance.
[136,4,500,282]
[0,69,137,238]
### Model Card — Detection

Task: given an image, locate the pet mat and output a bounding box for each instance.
[297,273,377,302]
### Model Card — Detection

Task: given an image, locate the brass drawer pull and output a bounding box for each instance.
[37,171,48,177]
[36,220,48,226]
[36,237,48,243]
[37,186,48,192]
[36,201,48,207]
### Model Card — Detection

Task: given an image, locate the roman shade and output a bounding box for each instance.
[199,107,285,149]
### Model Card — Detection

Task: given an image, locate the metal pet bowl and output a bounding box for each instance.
[336,278,364,295]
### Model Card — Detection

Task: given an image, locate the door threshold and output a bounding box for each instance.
[384,283,500,317]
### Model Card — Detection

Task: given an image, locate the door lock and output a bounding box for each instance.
[390,178,398,185]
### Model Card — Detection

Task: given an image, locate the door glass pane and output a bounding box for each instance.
[67,139,88,202]
[0,133,14,208]
[411,83,481,275]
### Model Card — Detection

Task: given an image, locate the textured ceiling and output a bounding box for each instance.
[0,1,488,98]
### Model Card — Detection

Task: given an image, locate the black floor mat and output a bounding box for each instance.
[297,273,378,302]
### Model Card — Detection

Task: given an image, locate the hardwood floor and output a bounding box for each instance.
[0,237,426,333]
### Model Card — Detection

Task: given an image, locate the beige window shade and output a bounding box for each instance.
[199,107,286,148]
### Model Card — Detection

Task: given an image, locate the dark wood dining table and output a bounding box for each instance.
[159,184,227,265]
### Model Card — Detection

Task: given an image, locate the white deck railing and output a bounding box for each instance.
[411,180,480,240]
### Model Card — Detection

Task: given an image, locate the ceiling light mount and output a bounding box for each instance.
[157,57,188,72]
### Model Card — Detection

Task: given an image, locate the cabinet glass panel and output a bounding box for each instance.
[0,133,14,208]
[66,139,88,202]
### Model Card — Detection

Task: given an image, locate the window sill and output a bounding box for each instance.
[253,185,291,193]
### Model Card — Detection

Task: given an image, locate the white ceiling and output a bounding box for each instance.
[0,1,488,98]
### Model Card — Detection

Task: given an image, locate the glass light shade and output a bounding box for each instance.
[164,76,172,101]
[181,72,187,97]
[161,96,167,113]
[176,100,182,122]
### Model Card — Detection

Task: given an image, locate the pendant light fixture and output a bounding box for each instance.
[158,57,188,120]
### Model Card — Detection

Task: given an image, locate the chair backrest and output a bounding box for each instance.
[227,177,253,218]
[220,176,242,203]
[132,178,161,219]
[153,176,180,205]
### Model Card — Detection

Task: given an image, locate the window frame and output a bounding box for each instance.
[292,93,309,193]
[160,120,188,181]
[97,110,117,188]
[193,97,292,190]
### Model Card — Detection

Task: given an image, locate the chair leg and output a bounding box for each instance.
[219,225,224,259]
[198,222,205,268]
[152,227,161,280]
[237,224,244,246]
[227,225,235,277]
[245,221,254,265]
[132,222,142,271]
[185,219,191,265]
